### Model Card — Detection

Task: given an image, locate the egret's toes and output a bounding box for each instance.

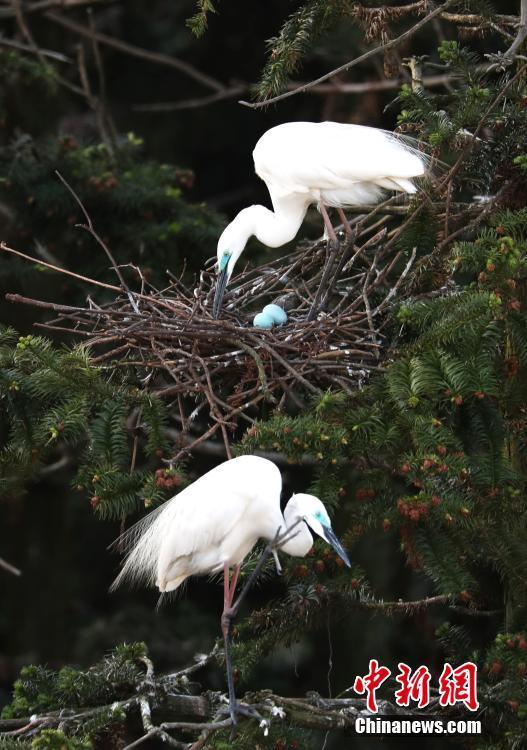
[236,703,263,720]
[220,700,262,729]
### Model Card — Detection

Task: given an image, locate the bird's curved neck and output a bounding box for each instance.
[241,194,309,249]
[280,504,313,557]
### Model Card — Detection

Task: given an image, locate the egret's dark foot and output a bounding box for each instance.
[272,517,304,550]
[219,701,264,739]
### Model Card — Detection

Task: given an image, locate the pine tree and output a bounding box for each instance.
[3,3,527,749]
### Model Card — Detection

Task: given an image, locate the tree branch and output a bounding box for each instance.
[135,74,461,112]
[239,0,456,108]
[44,11,226,92]
[0,556,21,576]
[0,34,72,61]
[0,0,115,18]
[0,243,122,293]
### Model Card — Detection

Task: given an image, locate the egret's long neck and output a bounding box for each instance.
[280,502,313,557]
[243,194,309,249]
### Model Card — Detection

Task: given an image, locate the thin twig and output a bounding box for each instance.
[45,11,226,92]
[0,556,22,576]
[0,34,71,61]
[54,171,139,311]
[1,243,122,293]
[0,0,115,17]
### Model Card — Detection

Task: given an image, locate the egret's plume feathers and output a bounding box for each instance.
[109,501,171,591]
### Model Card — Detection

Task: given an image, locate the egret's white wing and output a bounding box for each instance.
[253,122,429,198]
[111,455,282,592]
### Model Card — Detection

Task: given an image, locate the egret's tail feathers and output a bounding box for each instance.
[109,502,169,592]
[392,177,418,194]
[157,574,187,593]
[155,580,187,610]
[388,130,448,179]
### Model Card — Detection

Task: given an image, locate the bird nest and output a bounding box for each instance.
[4,207,417,459]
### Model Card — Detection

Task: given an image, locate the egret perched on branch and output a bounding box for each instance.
[213,121,428,318]
[111,455,350,731]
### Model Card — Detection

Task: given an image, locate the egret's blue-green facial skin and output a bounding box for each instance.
[213,251,232,318]
[313,510,351,567]
[314,510,330,526]
[219,251,231,272]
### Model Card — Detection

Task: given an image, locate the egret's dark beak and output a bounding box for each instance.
[323,525,351,567]
[212,267,228,319]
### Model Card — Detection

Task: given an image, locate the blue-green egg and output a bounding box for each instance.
[263,304,288,325]
[253,312,274,329]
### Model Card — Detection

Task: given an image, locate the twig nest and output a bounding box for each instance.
[253,312,274,329]
[17,221,419,460]
[263,304,288,325]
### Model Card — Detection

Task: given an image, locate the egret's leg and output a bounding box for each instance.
[223,563,230,610]
[337,207,353,237]
[320,224,357,311]
[219,524,303,735]
[228,519,304,618]
[319,202,338,244]
[222,564,261,737]
[221,564,240,735]
[308,203,340,320]
[228,564,241,605]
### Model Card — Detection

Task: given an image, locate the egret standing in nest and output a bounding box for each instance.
[212,121,428,318]
[111,455,350,732]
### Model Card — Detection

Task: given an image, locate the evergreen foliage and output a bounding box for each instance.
[3,5,527,749]
[1,134,223,291]
[2,643,147,719]
[238,209,527,744]
[0,328,180,519]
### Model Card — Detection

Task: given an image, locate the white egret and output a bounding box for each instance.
[111,454,350,730]
[213,121,428,318]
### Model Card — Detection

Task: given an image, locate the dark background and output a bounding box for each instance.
[1,1,518,745]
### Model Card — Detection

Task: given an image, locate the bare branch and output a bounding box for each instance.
[485,0,527,69]
[0,556,21,576]
[54,171,138,310]
[1,242,122,293]
[0,0,115,18]
[134,85,245,112]
[44,11,226,92]
[10,0,85,96]
[135,74,466,112]
[0,34,72,61]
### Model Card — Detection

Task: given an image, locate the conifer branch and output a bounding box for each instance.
[136,73,469,112]
[0,670,483,746]
[240,0,456,108]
